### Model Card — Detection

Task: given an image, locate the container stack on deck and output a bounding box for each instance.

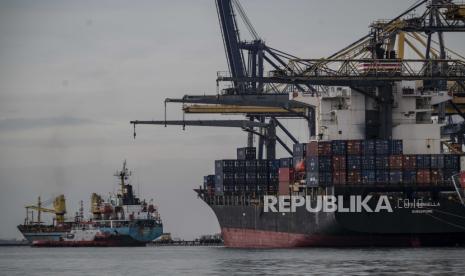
[304,139,461,187]
[306,141,332,187]
[208,147,283,195]
[203,140,462,195]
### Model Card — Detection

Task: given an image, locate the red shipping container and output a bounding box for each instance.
[460,172,465,188]
[333,171,347,186]
[389,155,403,169]
[279,168,295,182]
[307,141,318,156]
[347,170,362,184]
[403,155,417,170]
[279,181,290,195]
[430,170,443,185]
[347,140,362,155]
[207,186,215,196]
[417,169,431,185]
[332,155,347,171]
[307,141,332,156]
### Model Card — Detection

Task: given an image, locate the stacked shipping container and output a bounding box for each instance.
[306,141,332,187]
[206,147,284,194]
[204,143,462,195]
[304,139,461,187]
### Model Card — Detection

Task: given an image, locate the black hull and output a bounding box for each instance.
[207,196,465,248]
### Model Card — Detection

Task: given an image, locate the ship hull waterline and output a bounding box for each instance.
[208,196,465,248]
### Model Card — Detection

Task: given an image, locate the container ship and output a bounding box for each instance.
[18,161,163,247]
[131,0,465,247]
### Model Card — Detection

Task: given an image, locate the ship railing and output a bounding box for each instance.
[201,182,461,206]
[451,174,465,206]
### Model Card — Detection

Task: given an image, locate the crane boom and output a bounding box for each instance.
[216,0,246,90]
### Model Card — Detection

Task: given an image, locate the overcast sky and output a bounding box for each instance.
[1,0,464,240]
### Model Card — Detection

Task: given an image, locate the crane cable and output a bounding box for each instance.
[232,0,260,40]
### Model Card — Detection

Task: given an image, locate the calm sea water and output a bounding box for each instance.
[1,246,464,275]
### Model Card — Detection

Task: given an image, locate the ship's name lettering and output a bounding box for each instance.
[263,195,393,213]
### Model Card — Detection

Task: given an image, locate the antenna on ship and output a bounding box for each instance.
[79,200,84,221]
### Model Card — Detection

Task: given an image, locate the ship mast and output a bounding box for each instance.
[37,196,41,224]
[115,160,137,205]
[116,160,128,196]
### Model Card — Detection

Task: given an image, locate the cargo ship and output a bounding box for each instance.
[195,83,465,248]
[18,161,163,246]
[17,195,72,242]
[131,0,465,247]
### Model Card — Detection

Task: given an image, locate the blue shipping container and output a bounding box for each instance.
[306,156,318,172]
[444,155,459,169]
[347,156,361,170]
[293,143,307,157]
[331,140,347,155]
[416,155,431,169]
[389,140,403,155]
[318,156,332,171]
[361,140,376,155]
[430,154,444,169]
[280,158,294,168]
[268,160,280,170]
[375,140,390,155]
[376,170,389,184]
[215,159,236,174]
[443,169,459,180]
[362,156,376,170]
[306,172,318,187]
[403,171,417,184]
[306,172,332,187]
[389,170,403,184]
[375,156,389,170]
[361,170,376,184]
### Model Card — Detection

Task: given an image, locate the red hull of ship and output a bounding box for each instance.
[32,240,145,247]
[221,227,465,248]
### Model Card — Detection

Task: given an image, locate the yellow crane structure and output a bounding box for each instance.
[183,104,306,115]
[25,195,66,224]
[91,193,103,220]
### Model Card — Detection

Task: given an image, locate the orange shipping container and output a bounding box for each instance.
[347,140,362,155]
[333,171,347,186]
[430,170,443,184]
[403,155,417,170]
[389,155,403,169]
[417,169,431,185]
[332,156,347,171]
[347,171,362,184]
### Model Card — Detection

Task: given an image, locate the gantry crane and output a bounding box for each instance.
[132,0,465,156]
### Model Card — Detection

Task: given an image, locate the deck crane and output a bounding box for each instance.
[24,195,67,225]
[131,119,293,157]
[132,0,465,156]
